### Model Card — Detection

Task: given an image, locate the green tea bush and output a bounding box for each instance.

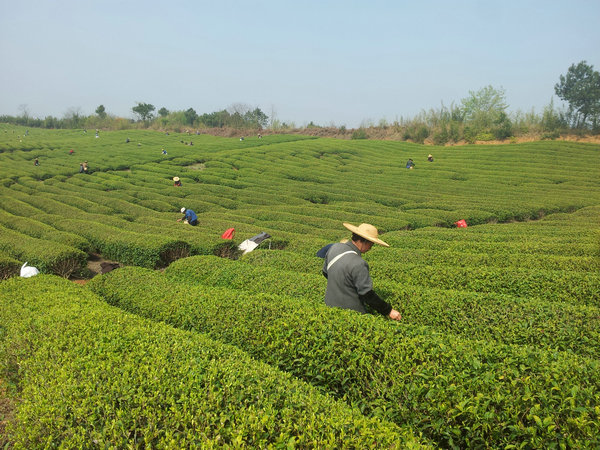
[165,255,600,358]
[88,267,600,448]
[47,219,189,268]
[0,210,90,252]
[0,276,423,448]
[0,252,20,279]
[0,225,86,277]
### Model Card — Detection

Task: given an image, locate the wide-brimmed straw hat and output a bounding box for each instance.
[173,177,180,181]
[343,222,389,247]
[180,207,186,213]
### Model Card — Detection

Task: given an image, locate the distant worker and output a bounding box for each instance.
[126,137,130,143]
[162,148,167,155]
[240,136,244,141]
[79,162,84,173]
[406,159,415,169]
[34,158,39,166]
[173,176,182,187]
[69,149,74,155]
[83,161,89,174]
[427,154,434,162]
[322,222,401,321]
[177,207,198,226]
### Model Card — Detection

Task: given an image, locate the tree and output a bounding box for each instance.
[199,110,229,128]
[95,105,107,119]
[244,107,269,128]
[132,102,155,123]
[541,98,566,132]
[554,61,600,128]
[184,108,198,126]
[64,107,84,128]
[460,85,508,132]
[158,107,169,118]
[18,104,30,120]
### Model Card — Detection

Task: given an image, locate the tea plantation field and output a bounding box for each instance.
[1,124,599,448]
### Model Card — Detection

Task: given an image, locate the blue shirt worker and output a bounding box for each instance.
[322,222,401,320]
[177,207,198,226]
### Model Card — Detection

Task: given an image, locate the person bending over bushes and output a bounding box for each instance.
[322,222,401,321]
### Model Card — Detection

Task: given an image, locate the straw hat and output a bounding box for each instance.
[173,177,180,182]
[180,207,186,213]
[343,222,389,247]
[428,154,433,158]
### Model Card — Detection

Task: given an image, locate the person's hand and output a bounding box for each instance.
[388,309,402,321]
[176,218,182,222]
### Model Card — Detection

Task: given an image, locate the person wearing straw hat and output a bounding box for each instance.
[427,154,434,162]
[177,207,198,226]
[322,223,401,320]
[173,176,182,187]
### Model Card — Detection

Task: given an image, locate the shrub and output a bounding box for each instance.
[0,252,20,279]
[351,128,368,139]
[475,132,495,141]
[0,225,87,277]
[1,276,422,448]
[89,267,600,448]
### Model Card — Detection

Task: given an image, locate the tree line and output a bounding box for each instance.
[2,61,599,142]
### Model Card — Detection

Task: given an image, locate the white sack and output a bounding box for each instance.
[20,262,40,278]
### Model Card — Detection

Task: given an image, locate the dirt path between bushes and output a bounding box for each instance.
[71,253,121,285]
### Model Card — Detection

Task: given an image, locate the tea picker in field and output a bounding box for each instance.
[406,159,415,169]
[177,207,198,226]
[427,154,434,162]
[173,176,182,187]
[322,223,401,321]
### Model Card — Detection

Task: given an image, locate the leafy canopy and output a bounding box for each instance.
[460,85,508,131]
[132,102,156,122]
[554,60,600,128]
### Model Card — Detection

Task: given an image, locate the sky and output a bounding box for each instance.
[1,0,599,128]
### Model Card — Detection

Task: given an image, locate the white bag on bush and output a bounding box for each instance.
[20,262,40,278]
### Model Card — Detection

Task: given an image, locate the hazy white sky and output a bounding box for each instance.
[1,0,599,128]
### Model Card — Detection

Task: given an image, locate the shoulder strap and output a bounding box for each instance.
[326,250,356,271]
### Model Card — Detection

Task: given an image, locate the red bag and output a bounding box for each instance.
[454,219,468,228]
[221,228,235,239]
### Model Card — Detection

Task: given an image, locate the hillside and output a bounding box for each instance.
[1,124,599,447]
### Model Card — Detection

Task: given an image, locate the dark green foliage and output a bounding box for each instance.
[403,124,429,143]
[1,125,599,448]
[164,253,600,359]
[351,128,368,139]
[555,61,600,128]
[0,252,20,279]
[131,102,155,122]
[0,276,422,448]
[183,107,198,126]
[88,267,600,448]
[0,225,87,277]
